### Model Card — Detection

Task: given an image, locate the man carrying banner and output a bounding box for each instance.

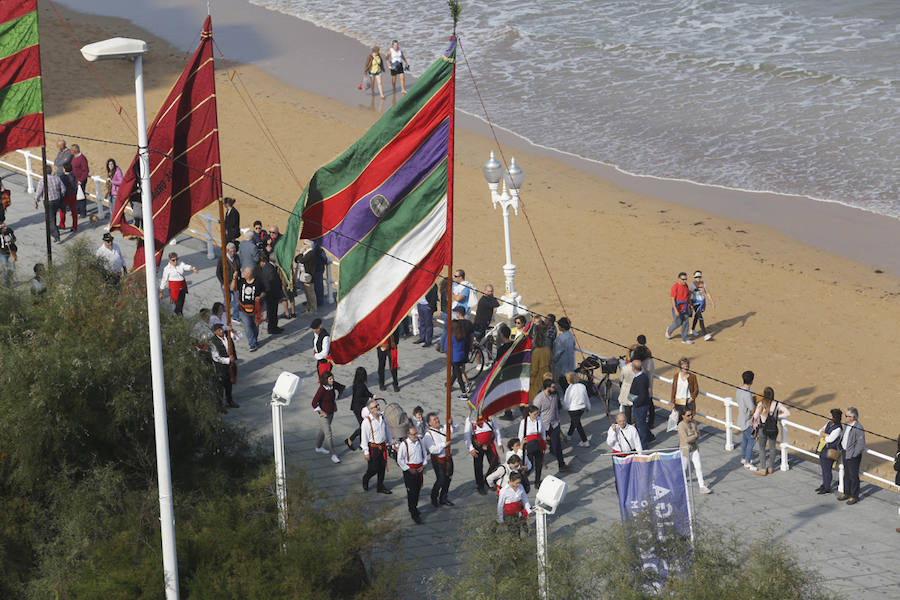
[423,412,458,507]
[396,425,428,524]
[465,414,502,495]
[607,412,642,455]
[361,399,393,494]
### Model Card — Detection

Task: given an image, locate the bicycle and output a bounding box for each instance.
[465,342,486,382]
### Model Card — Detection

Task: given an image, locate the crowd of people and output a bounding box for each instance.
[7,150,898,532]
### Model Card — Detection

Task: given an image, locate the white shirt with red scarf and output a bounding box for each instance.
[397,437,428,471]
[464,416,502,452]
[496,484,531,523]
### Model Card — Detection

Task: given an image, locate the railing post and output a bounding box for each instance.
[24,151,35,193]
[724,399,734,451]
[324,259,336,304]
[202,215,216,260]
[94,176,105,219]
[410,305,420,336]
[779,419,789,472]
[837,461,844,494]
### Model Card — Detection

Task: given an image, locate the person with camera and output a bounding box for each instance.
[607,412,642,455]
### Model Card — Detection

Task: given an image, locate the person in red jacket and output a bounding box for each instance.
[665,271,693,344]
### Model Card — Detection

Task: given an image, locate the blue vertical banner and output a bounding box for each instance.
[613,451,693,583]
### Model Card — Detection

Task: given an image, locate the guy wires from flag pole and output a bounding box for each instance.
[469,320,532,423]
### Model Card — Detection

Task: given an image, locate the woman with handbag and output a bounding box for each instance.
[816,409,843,494]
[753,387,791,476]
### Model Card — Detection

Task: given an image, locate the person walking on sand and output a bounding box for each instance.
[679,408,711,494]
[689,271,714,340]
[388,40,409,95]
[666,272,693,344]
[364,46,386,99]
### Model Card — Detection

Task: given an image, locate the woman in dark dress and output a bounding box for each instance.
[345,367,373,450]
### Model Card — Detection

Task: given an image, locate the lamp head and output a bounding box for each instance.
[80,37,148,62]
[271,371,301,406]
[534,474,567,514]
[503,157,525,191]
[482,152,502,185]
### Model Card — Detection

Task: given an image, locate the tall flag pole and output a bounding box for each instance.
[444,0,461,460]
[273,40,457,365]
[110,16,221,271]
[0,0,44,153]
[0,0,49,263]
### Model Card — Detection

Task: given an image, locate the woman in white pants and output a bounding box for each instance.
[678,409,711,494]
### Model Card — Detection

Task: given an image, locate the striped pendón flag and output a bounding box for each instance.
[470,321,533,422]
[276,39,457,365]
[0,0,44,154]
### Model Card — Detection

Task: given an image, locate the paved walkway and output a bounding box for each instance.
[2,165,898,599]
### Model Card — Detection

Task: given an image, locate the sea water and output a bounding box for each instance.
[251,0,900,219]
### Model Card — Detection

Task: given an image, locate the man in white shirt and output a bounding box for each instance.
[497,473,531,529]
[361,400,393,494]
[606,412,642,455]
[451,268,473,316]
[397,426,428,524]
[95,233,126,282]
[158,252,198,315]
[310,318,332,379]
[423,412,458,507]
[465,415,502,495]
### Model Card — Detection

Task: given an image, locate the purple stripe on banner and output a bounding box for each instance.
[320,118,450,258]
[499,349,531,369]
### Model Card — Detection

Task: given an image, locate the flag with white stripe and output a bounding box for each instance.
[469,321,533,422]
[275,39,456,364]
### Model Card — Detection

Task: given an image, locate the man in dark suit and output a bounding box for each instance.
[629,359,653,448]
[257,252,284,334]
[216,242,242,321]
[223,197,241,248]
[838,406,866,505]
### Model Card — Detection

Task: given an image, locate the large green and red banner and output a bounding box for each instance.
[0,0,44,154]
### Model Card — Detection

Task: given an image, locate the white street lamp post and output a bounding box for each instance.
[483,152,526,319]
[81,38,179,600]
[270,372,302,533]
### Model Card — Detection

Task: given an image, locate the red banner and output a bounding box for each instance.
[111,16,221,270]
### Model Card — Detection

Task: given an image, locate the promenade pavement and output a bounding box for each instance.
[2,165,898,599]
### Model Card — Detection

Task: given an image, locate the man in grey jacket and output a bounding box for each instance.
[736,370,757,471]
[838,406,866,505]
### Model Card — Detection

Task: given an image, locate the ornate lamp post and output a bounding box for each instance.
[483,152,526,318]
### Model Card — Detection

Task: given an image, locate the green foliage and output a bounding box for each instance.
[430,515,842,600]
[0,245,401,598]
[448,0,462,34]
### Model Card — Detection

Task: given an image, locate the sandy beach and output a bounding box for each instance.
[16,1,900,478]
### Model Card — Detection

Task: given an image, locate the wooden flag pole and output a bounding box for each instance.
[444,33,457,464]
[39,147,52,265]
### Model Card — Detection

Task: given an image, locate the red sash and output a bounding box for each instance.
[503,500,528,519]
[390,347,398,370]
[525,433,547,453]
[408,462,422,469]
[168,279,187,303]
[475,431,494,446]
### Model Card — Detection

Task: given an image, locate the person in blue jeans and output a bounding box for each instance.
[736,370,758,471]
[231,266,264,352]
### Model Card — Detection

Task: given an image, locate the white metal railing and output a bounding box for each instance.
[1,150,338,304]
[575,346,899,493]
